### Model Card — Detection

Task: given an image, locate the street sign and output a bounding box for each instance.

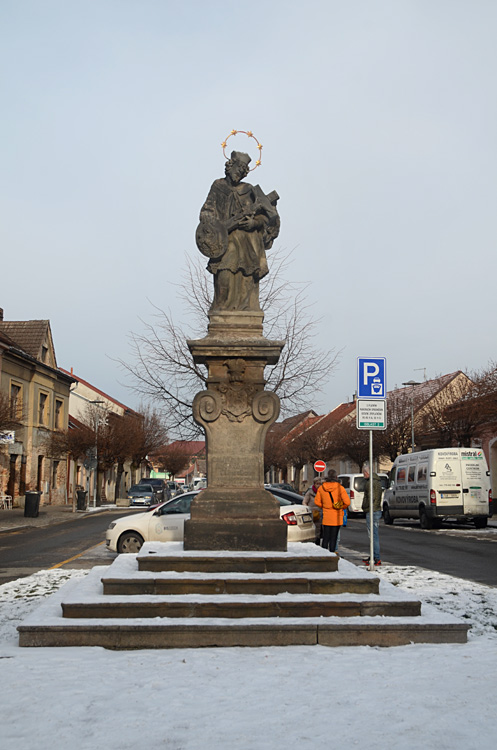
[0,431,15,444]
[357,357,386,399]
[356,399,387,430]
[313,460,326,473]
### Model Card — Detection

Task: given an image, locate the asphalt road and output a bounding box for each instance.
[340,516,497,586]
[0,512,118,584]
[0,510,496,587]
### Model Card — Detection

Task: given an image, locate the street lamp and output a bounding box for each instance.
[402,380,422,453]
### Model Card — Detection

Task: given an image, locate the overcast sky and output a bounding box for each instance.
[1,1,496,420]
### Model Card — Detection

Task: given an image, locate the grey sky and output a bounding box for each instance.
[1,1,496,418]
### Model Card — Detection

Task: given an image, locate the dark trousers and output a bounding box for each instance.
[322,525,340,553]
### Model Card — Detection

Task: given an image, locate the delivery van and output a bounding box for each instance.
[382,448,491,529]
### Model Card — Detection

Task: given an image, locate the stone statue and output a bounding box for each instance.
[196,151,280,312]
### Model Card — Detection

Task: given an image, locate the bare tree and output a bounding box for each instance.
[263,427,287,478]
[123,250,340,438]
[153,441,193,478]
[324,418,370,469]
[281,427,325,490]
[418,363,497,447]
[375,389,414,461]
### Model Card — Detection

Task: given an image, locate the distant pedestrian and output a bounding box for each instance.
[315,469,350,555]
[303,477,324,544]
[362,462,383,566]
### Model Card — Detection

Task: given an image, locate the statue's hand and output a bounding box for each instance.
[238,216,261,231]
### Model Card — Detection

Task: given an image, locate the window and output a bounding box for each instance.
[41,346,48,363]
[396,467,406,483]
[10,383,22,419]
[354,477,366,492]
[38,393,48,425]
[408,466,416,483]
[54,399,63,430]
[417,465,428,482]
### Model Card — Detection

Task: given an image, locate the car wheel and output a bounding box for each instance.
[474,517,488,529]
[382,504,394,525]
[117,532,144,554]
[419,508,433,530]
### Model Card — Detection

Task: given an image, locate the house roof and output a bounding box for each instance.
[0,319,54,362]
[387,371,468,414]
[59,367,138,415]
[268,410,319,441]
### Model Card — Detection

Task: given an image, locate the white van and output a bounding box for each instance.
[338,473,390,514]
[382,448,491,529]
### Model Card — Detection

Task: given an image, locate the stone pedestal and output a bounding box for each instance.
[184,310,287,551]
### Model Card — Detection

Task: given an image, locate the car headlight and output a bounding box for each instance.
[108,522,116,530]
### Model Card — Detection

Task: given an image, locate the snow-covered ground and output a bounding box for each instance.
[1,563,496,750]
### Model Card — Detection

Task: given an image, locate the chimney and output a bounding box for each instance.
[0,308,4,321]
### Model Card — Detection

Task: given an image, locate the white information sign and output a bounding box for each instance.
[356,400,387,430]
[0,431,15,444]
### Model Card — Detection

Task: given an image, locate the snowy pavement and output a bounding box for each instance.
[1,560,496,749]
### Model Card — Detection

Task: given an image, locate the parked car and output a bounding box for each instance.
[265,483,297,493]
[138,477,167,501]
[167,481,183,498]
[106,490,315,553]
[127,484,160,507]
[337,473,390,514]
[265,486,304,505]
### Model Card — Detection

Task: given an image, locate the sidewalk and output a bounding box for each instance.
[0,503,121,533]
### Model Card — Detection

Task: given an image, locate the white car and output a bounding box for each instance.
[337,473,390,514]
[106,490,315,553]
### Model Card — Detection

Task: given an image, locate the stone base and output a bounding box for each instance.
[208,310,264,338]
[183,487,287,551]
[183,518,287,551]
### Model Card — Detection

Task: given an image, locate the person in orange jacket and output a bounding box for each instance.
[314,469,351,553]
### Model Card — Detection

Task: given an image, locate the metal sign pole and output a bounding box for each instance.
[369,429,374,572]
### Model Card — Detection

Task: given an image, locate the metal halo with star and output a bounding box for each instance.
[221,130,262,171]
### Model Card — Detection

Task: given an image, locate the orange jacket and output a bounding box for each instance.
[314,481,350,526]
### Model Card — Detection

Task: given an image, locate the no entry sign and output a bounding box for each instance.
[313,460,326,473]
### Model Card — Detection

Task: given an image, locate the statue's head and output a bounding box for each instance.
[225,151,251,183]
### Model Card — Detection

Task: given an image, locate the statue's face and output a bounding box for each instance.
[226,160,248,184]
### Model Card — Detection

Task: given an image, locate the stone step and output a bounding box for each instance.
[61,597,420,619]
[17,548,470,649]
[101,575,380,596]
[137,552,339,574]
[18,620,469,649]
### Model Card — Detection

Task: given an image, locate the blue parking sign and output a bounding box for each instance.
[357,357,386,399]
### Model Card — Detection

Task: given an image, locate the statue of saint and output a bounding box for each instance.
[196,151,280,312]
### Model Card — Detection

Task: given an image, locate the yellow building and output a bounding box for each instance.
[0,310,73,506]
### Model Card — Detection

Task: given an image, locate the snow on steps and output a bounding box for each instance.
[18,542,469,649]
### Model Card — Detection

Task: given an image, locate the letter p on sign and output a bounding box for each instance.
[357,357,386,399]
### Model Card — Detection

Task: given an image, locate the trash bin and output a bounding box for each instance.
[24,490,41,518]
[76,489,88,511]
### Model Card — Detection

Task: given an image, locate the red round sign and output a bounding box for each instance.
[313,460,326,473]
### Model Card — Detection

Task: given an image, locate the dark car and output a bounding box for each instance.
[127,484,160,507]
[265,482,298,493]
[138,477,167,501]
[264,486,304,505]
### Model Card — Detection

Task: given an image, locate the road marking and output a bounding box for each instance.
[48,541,106,569]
